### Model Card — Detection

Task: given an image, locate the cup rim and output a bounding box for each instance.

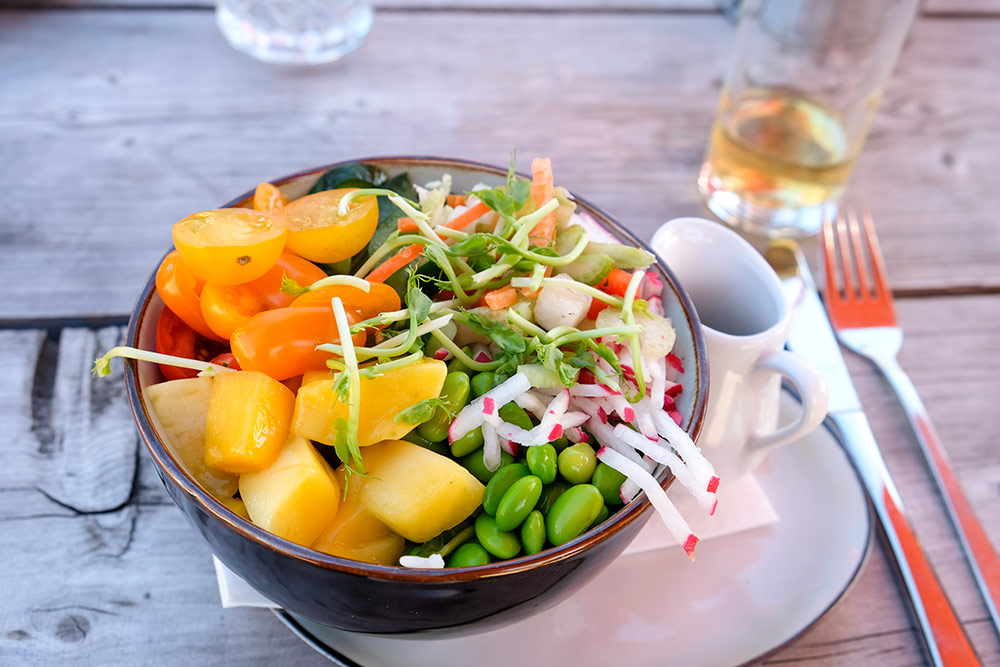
[124,155,710,583]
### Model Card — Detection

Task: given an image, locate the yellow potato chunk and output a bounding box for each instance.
[359,440,484,543]
[205,370,295,474]
[292,358,447,448]
[312,468,405,566]
[220,496,251,521]
[145,377,239,500]
[239,436,341,546]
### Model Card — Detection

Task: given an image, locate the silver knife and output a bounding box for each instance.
[765,240,981,667]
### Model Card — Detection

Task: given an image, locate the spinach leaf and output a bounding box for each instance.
[308,163,389,194]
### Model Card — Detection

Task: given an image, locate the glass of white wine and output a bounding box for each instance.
[699,0,919,237]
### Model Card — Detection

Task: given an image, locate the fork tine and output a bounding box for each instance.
[860,205,892,301]
[835,209,855,297]
[821,209,841,302]
[847,207,870,299]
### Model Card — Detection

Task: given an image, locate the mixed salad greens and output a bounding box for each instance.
[95,156,717,567]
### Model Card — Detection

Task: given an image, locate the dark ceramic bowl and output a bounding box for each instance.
[125,156,709,637]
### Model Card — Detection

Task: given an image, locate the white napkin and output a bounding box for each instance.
[214,473,778,608]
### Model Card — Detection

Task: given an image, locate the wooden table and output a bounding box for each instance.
[2,1,999,664]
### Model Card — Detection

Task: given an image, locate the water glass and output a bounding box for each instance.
[698,0,919,237]
[216,0,374,66]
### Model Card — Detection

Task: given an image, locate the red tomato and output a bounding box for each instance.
[155,307,199,381]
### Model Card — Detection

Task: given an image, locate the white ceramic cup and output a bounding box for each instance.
[651,217,828,484]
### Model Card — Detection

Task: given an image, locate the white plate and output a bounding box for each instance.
[274,392,873,667]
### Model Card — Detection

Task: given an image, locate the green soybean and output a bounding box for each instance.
[460,449,515,484]
[447,542,491,568]
[537,479,571,516]
[521,510,546,555]
[470,371,496,398]
[447,346,473,374]
[482,463,530,516]
[546,484,604,546]
[418,371,471,442]
[558,443,598,485]
[402,430,450,458]
[591,462,628,506]
[587,504,610,531]
[475,514,521,559]
[450,425,484,458]
[495,475,543,532]
[526,444,558,484]
[551,436,571,452]
[498,402,533,431]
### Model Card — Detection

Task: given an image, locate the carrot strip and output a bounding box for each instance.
[446,194,467,208]
[483,286,518,310]
[445,201,489,231]
[366,244,423,284]
[605,268,632,297]
[397,217,418,233]
[529,157,556,246]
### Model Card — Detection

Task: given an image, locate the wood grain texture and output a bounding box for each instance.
[2,11,1000,320]
[2,297,999,664]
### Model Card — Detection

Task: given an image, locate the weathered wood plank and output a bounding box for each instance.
[1,12,999,320]
[2,295,999,664]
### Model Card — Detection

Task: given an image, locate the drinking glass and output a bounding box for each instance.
[216,0,374,66]
[698,0,919,237]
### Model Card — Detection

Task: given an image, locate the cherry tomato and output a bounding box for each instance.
[247,252,328,309]
[253,182,289,214]
[155,307,228,380]
[209,352,241,370]
[155,250,224,342]
[290,282,401,320]
[200,283,269,340]
[230,307,367,381]
[172,208,287,286]
[283,189,378,264]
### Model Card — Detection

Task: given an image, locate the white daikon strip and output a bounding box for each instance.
[448,373,532,443]
[607,393,636,422]
[596,447,699,561]
[650,405,718,493]
[568,384,616,398]
[372,314,454,350]
[631,401,659,440]
[514,391,548,419]
[559,411,590,429]
[613,424,716,513]
[482,421,502,472]
[399,554,445,569]
[648,356,667,415]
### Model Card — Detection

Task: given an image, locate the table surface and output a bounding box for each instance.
[2,1,999,665]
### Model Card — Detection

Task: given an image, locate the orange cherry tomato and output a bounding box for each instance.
[247,252,328,309]
[283,189,378,264]
[290,282,401,320]
[230,307,367,381]
[172,208,287,286]
[253,182,289,214]
[200,283,269,340]
[155,251,225,342]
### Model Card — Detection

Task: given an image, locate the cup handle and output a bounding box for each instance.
[746,350,829,453]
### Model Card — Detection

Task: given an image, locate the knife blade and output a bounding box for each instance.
[765,239,980,667]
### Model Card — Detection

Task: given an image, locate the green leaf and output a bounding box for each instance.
[280,273,311,297]
[308,163,389,194]
[406,272,433,322]
[393,397,449,425]
[443,234,492,258]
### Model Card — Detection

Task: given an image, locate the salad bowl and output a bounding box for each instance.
[124,156,709,636]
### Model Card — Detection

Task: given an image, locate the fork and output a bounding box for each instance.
[824,206,1000,645]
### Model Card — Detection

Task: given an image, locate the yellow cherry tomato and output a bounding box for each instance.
[283,188,378,264]
[172,208,287,285]
[253,182,289,214]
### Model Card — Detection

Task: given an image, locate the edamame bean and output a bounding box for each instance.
[498,402,533,431]
[546,484,603,546]
[447,347,473,374]
[470,371,496,398]
[558,443,598,485]
[418,371,470,442]
[482,463,530,516]
[526,444,558,484]
[537,480,570,516]
[460,449,515,484]
[402,430,450,458]
[447,542,491,568]
[521,510,546,555]
[475,514,521,559]
[550,436,571,452]
[587,504,610,531]
[450,425,484,458]
[591,462,628,506]
[495,475,543,532]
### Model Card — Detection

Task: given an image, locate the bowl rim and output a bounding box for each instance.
[125,155,709,582]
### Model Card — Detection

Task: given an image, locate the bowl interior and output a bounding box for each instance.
[127,156,708,582]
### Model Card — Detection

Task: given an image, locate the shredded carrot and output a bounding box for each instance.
[529,157,556,246]
[483,286,518,310]
[446,194,467,208]
[445,201,489,231]
[366,244,423,284]
[587,298,610,320]
[605,268,632,297]
[397,217,417,233]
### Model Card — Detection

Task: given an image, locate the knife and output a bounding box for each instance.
[765,239,981,667]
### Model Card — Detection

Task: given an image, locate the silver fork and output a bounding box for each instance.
[824,206,1000,642]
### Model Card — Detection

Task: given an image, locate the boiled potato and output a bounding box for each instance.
[359,439,484,543]
[145,377,239,500]
[292,358,447,448]
[239,436,341,546]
